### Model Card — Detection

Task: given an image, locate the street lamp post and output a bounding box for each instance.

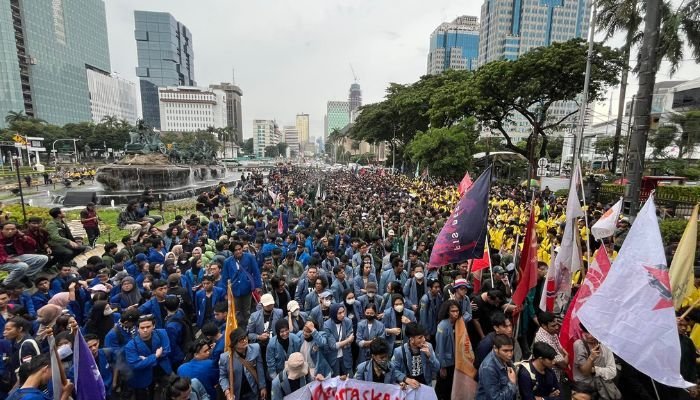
[13,157,26,223]
[52,138,80,165]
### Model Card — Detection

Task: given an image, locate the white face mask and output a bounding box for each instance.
[292,310,300,317]
[394,305,404,313]
[58,344,73,359]
[346,298,355,305]
[322,299,332,307]
[367,292,375,298]
[414,272,424,280]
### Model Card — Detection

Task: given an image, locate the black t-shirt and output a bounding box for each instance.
[204,293,213,320]
[372,366,385,383]
[473,295,502,336]
[4,241,16,257]
[415,281,425,305]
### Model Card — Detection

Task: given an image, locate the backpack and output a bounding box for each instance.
[514,360,537,400]
[167,314,195,350]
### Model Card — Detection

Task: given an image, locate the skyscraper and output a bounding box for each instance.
[0,0,111,128]
[349,83,362,114]
[325,101,350,138]
[253,119,278,158]
[478,0,591,65]
[296,113,310,144]
[210,83,243,144]
[86,70,139,125]
[134,11,195,129]
[283,125,300,156]
[427,16,480,75]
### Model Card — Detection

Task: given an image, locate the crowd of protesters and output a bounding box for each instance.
[0,164,697,400]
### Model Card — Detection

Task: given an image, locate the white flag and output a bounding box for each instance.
[578,195,694,388]
[540,166,584,314]
[591,198,623,240]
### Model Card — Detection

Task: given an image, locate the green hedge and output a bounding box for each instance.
[656,186,700,202]
[601,183,624,194]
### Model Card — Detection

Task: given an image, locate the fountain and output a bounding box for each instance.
[89,124,235,205]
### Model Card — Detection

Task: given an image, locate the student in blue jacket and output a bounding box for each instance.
[218,327,266,400]
[355,303,385,364]
[84,333,116,398]
[124,314,173,397]
[221,241,262,327]
[323,303,354,377]
[435,300,461,400]
[266,319,302,381]
[195,275,226,329]
[177,337,218,399]
[163,297,189,369]
[390,322,440,389]
[137,279,169,328]
[354,338,402,384]
[7,353,73,400]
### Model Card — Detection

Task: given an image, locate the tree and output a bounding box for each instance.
[463,39,622,175]
[242,138,254,154]
[277,142,288,157]
[593,136,621,166]
[660,111,700,159]
[546,136,564,160]
[264,145,279,158]
[648,126,676,158]
[161,131,221,153]
[100,115,120,129]
[406,119,478,179]
[5,110,28,125]
[474,137,507,154]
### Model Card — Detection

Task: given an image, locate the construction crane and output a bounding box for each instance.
[349,63,358,82]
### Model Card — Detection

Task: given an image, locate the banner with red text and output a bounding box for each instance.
[283,377,438,400]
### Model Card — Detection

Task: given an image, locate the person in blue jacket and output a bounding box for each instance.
[475,334,518,400]
[124,314,173,397]
[49,265,73,296]
[355,303,385,364]
[163,296,188,369]
[271,352,314,400]
[403,264,428,318]
[147,238,167,265]
[435,300,461,400]
[221,241,262,327]
[30,277,51,312]
[104,309,138,395]
[354,338,402,384]
[382,294,416,350]
[323,303,354,377]
[177,337,218,399]
[420,279,444,343]
[85,333,116,398]
[6,353,73,400]
[390,322,440,389]
[247,293,283,343]
[137,279,169,328]
[218,327,266,400]
[266,319,302,381]
[195,275,226,329]
[201,322,226,364]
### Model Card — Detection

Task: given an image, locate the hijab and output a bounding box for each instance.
[120,276,142,306]
[85,301,114,344]
[329,303,345,324]
[172,245,184,257]
[36,304,63,342]
[48,292,71,308]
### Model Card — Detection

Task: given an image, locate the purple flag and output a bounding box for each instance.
[429,166,491,268]
[73,330,106,400]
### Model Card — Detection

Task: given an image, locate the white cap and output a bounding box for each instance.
[287,300,300,313]
[260,293,275,306]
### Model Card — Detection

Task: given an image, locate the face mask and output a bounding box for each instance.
[304,334,314,342]
[346,298,355,305]
[58,344,73,359]
[292,310,300,317]
[365,315,376,321]
[394,305,404,313]
[374,358,390,371]
[322,299,331,307]
[414,272,424,280]
[367,292,375,298]
[103,307,114,316]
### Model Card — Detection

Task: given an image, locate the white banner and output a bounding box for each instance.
[284,377,438,400]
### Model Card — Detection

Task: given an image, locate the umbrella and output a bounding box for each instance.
[613,178,629,185]
[520,179,540,187]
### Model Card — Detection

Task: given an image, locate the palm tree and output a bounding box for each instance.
[656,111,700,159]
[100,115,119,128]
[5,110,28,124]
[595,0,643,173]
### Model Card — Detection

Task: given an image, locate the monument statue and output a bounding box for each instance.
[125,123,167,155]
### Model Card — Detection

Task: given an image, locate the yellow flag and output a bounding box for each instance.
[670,204,699,310]
[224,280,238,350]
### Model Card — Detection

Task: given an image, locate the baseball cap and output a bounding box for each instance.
[453,278,469,289]
[260,293,275,306]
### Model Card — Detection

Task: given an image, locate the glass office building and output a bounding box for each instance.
[0,0,111,128]
[135,11,195,129]
[427,16,480,75]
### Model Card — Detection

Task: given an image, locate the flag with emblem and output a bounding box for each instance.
[429,166,491,268]
[591,197,623,240]
[578,195,694,388]
[74,329,106,399]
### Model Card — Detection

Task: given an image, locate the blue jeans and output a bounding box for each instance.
[0,254,48,284]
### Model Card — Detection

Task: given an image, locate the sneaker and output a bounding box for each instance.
[19,276,34,289]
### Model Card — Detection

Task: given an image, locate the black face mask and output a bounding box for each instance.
[365,315,376,321]
[304,334,314,342]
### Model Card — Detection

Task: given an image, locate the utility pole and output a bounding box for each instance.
[624,0,662,216]
[575,5,596,164]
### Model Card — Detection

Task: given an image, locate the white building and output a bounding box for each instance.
[158,86,227,132]
[283,125,300,156]
[253,119,278,158]
[86,69,138,125]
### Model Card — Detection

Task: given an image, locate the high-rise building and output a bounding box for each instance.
[158,86,226,132]
[134,11,195,129]
[209,82,243,144]
[325,101,350,138]
[427,16,480,75]
[295,113,310,145]
[0,0,111,128]
[283,125,300,156]
[86,69,139,125]
[349,83,362,114]
[478,0,591,65]
[253,119,278,158]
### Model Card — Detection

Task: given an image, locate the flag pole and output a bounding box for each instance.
[680,297,700,319]
[577,164,592,268]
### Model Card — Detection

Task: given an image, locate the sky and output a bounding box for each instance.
[104,0,700,140]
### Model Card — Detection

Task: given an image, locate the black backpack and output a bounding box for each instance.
[167,314,195,350]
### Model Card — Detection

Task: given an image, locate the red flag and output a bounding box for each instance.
[458,171,473,197]
[277,214,284,234]
[512,205,538,306]
[559,248,611,379]
[472,246,490,272]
